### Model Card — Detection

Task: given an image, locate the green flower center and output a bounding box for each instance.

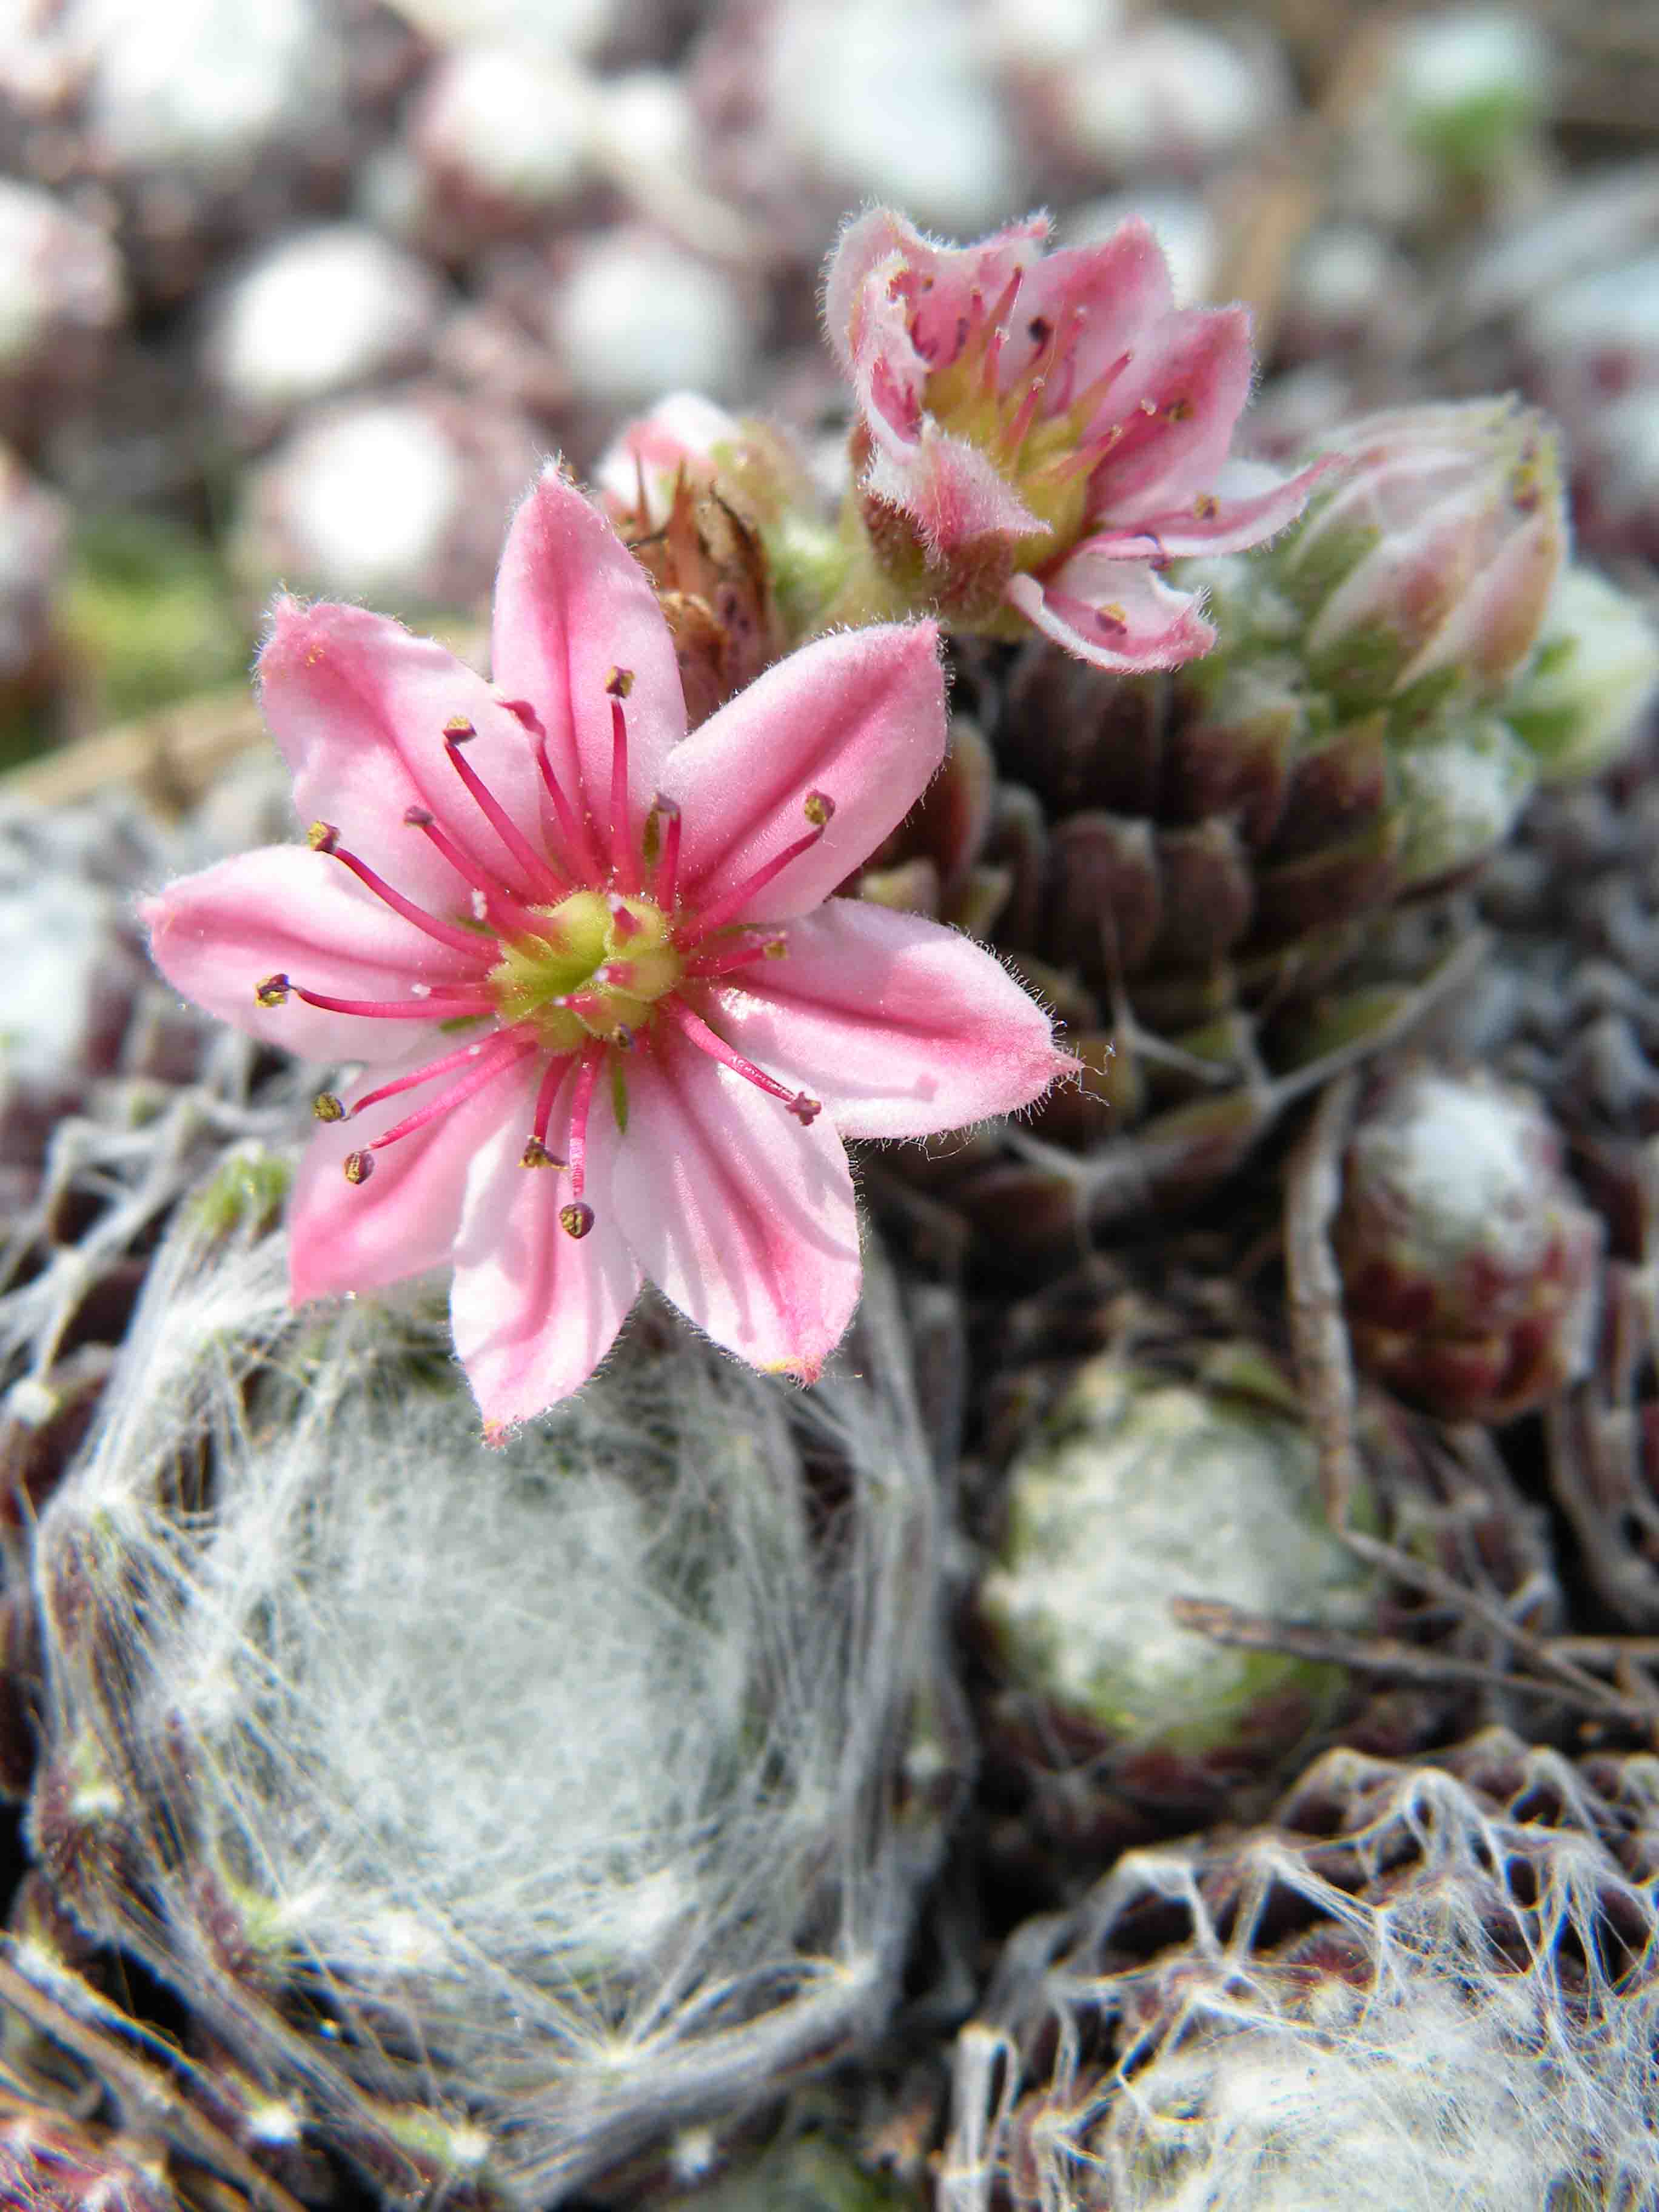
[488,888,682,1050]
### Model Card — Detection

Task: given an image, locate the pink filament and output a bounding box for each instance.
[566,1039,606,1202]
[535,739,606,882]
[347,1032,518,1117]
[404,809,545,936]
[529,1051,569,1153]
[660,996,819,1121]
[609,696,638,893]
[444,732,569,899]
[360,1034,535,1155]
[320,840,491,960]
[652,797,682,912]
[677,817,828,945]
[291,984,497,1019]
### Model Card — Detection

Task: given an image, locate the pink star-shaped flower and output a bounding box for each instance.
[825,207,1335,670]
[144,466,1073,1430]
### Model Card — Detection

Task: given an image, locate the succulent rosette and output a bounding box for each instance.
[1335,1061,1603,1423]
[142,466,1073,1430]
[945,1731,1659,2212]
[857,396,1600,1269]
[823,208,1332,668]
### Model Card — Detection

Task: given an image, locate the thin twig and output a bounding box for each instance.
[1168,1595,1657,1722]
[1338,1527,1653,1720]
[1283,1068,1361,1528]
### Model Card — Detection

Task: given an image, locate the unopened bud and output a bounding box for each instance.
[1336,1062,1602,1422]
[1281,399,1566,709]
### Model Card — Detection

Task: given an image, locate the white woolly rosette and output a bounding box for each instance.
[940,1731,1659,2212]
[28,1172,960,2205]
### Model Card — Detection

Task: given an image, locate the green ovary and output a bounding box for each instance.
[488,890,682,1050]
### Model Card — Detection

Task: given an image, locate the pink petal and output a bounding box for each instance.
[1005,551,1216,671]
[826,207,1049,400]
[828,216,931,452]
[662,622,946,923]
[609,1025,861,1383]
[1083,306,1255,520]
[701,899,1074,1139]
[449,1057,642,1429]
[1024,221,1175,396]
[258,598,551,911]
[142,845,487,1062]
[1114,454,1338,560]
[289,1047,538,1302]
[489,464,686,860]
[861,423,1041,557]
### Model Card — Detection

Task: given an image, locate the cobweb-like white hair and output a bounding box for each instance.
[28,1167,959,2207]
[942,1733,1659,2212]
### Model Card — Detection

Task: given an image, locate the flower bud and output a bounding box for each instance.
[1501,562,1659,783]
[1336,1062,1602,1421]
[594,394,811,718]
[1279,398,1566,711]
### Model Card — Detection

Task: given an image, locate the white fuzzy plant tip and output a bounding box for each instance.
[27,1167,959,2208]
[941,1729,1659,2212]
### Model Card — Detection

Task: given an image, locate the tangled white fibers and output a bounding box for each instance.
[27,1154,959,2205]
[942,1736,1659,2212]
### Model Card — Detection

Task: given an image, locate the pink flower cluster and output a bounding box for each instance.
[825,209,1332,669]
[146,469,1072,1429]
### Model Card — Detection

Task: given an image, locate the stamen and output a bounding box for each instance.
[443,723,569,899]
[649,797,682,911]
[562,1041,605,1232]
[403,807,546,936]
[344,1150,374,1185]
[608,687,637,893]
[678,793,834,945]
[341,1034,518,1119]
[522,1052,571,1170]
[309,820,493,958]
[534,738,605,882]
[1002,370,1048,463]
[348,1034,535,1165]
[255,973,290,1007]
[313,1092,346,1121]
[973,269,1023,395]
[685,933,787,980]
[661,997,821,1124]
[500,698,544,738]
[286,984,497,1021]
